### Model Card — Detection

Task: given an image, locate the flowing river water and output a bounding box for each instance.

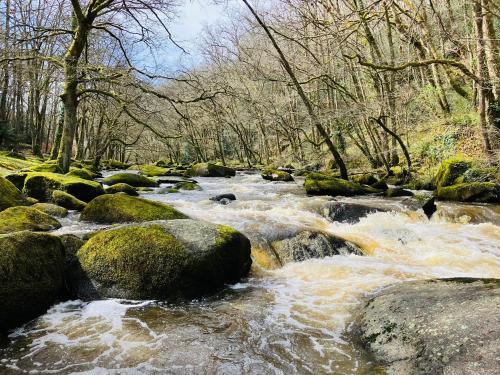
[1,172,499,374]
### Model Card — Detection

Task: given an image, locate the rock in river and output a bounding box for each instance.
[75,219,252,300]
[304,173,377,197]
[187,163,236,178]
[351,278,500,375]
[102,173,159,188]
[0,206,61,234]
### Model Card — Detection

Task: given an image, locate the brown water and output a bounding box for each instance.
[1,172,499,374]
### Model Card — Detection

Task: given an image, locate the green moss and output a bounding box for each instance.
[0,152,42,176]
[137,164,170,177]
[187,163,236,177]
[261,169,294,182]
[436,182,499,203]
[23,172,105,202]
[52,190,87,211]
[352,174,378,186]
[304,173,377,196]
[461,167,497,183]
[66,167,94,181]
[33,203,68,218]
[0,206,61,234]
[80,194,188,223]
[175,182,201,191]
[105,183,139,196]
[102,173,159,187]
[216,225,239,247]
[433,158,472,188]
[27,161,63,174]
[168,188,179,193]
[0,176,30,211]
[0,231,65,331]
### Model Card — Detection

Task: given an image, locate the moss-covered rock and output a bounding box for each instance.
[304,173,377,196]
[371,179,389,190]
[261,169,294,182]
[137,164,170,177]
[0,176,31,211]
[175,181,202,191]
[386,187,414,197]
[187,163,236,178]
[102,159,131,170]
[0,206,61,234]
[80,194,188,224]
[4,172,29,190]
[26,160,63,174]
[433,158,472,188]
[66,167,94,181]
[436,182,499,203]
[52,190,87,211]
[102,173,159,187]
[352,174,378,186]
[386,166,409,185]
[76,219,252,300]
[0,231,65,331]
[33,203,68,218]
[23,172,105,202]
[105,183,139,196]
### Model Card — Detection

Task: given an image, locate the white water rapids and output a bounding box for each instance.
[0,172,499,374]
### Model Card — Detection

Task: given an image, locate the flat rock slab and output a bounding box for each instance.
[351,278,500,375]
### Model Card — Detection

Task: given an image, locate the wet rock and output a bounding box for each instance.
[386,187,414,198]
[0,231,65,332]
[75,219,252,300]
[210,193,237,202]
[0,176,31,211]
[52,190,87,211]
[80,194,187,224]
[102,173,159,188]
[175,181,202,191]
[261,169,294,182]
[322,201,387,224]
[0,206,61,234]
[105,183,139,196]
[22,172,105,202]
[156,177,197,184]
[305,173,378,197]
[436,182,499,203]
[187,163,236,178]
[271,230,362,265]
[218,198,231,205]
[401,196,437,219]
[33,203,68,218]
[351,278,500,375]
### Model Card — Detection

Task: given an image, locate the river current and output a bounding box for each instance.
[0,172,499,374]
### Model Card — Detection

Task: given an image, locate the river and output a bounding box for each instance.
[0,172,499,374]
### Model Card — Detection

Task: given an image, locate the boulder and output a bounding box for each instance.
[137,164,170,177]
[433,158,472,188]
[102,159,131,170]
[66,167,94,181]
[27,161,63,174]
[33,203,68,218]
[105,183,139,196]
[304,173,377,196]
[271,230,362,265]
[102,173,159,187]
[0,176,31,211]
[52,190,87,211]
[23,172,105,202]
[352,173,378,186]
[175,181,201,191]
[80,194,188,224]
[385,187,414,197]
[372,179,389,190]
[351,278,500,375]
[210,193,237,202]
[4,172,29,190]
[436,182,499,203]
[401,196,437,219]
[75,220,252,300]
[261,169,294,182]
[156,176,196,184]
[322,201,387,224]
[0,206,61,234]
[0,231,65,332]
[386,166,409,185]
[187,163,236,178]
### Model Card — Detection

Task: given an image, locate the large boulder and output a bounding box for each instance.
[27,160,63,174]
[433,158,472,188]
[80,194,187,223]
[322,201,387,224]
[271,230,362,265]
[0,176,31,211]
[175,181,202,191]
[75,220,252,300]
[0,231,65,332]
[436,182,499,203]
[23,172,105,202]
[351,278,500,375]
[136,164,171,177]
[105,183,139,196]
[261,169,294,182]
[66,167,94,181]
[52,190,87,211]
[0,206,61,234]
[3,172,29,190]
[187,163,236,178]
[102,173,159,187]
[304,173,377,196]
[32,203,68,218]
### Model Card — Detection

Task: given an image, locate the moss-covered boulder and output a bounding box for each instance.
[75,219,252,300]
[187,163,236,178]
[80,194,187,224]
[102,159,131,170]
[105,183,139,196]
[0,206,61,234]
[26,160,63,174]
[66,167,94,181]
[352,173,378,186]
[175,181,202,191]
[436,182,499,203]
[433,158,472,188]
[4,172,29,190]
[23,172,105,202]
[0,176,31,211]
[102,173,159,187]
[33,203,68,218]
[304,173,377,196]
[386,166,409,185]
[52,190,87,211]
[137,164,170,177]
[261,169,294,182]
[0,231,65,332]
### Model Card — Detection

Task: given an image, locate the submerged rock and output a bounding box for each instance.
[105,183,139,196]
[436,182,499,203]
[102,173,159,187]
[75,220,252,300]
[0,176,31,211]
[261,169,294,182]
[210,193,236,202]
[33,203,68,218]
[305,173,377,197]
[175,181,202,191]
[351,278,500,375]
[80,194,187,223]
[271,230,362,265]
[322,201,387,224]
[0,206,61,234]
[402,196,437,219]
[52,190,87,211]
[0,231,65,332]
[187,163,236,178]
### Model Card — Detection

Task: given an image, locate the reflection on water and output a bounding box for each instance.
[1,172,499,374]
